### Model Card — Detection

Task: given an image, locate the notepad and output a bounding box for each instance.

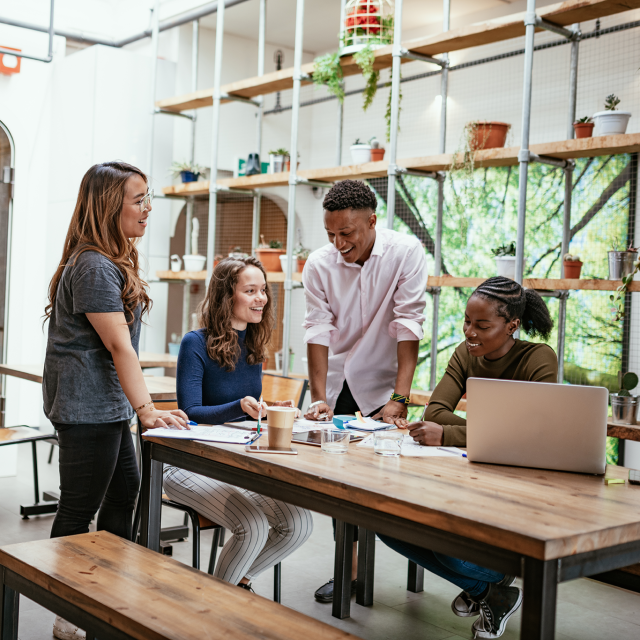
[344,417,390,432]
[143,425,256,444]
[225,419,317,434]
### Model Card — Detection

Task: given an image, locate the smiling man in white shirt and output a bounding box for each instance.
[302,179,427,603]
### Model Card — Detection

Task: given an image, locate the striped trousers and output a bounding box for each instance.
[163,466,313,585]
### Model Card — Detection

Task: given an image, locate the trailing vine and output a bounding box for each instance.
[385,66,402,142]
[311,52,345,102]
[353,44,379,112]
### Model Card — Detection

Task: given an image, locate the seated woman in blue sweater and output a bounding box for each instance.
[163,257,313,589]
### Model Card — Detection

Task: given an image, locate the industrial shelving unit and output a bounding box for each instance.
[155,0,640,381]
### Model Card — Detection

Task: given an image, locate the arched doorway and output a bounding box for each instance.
[0,120,15,426]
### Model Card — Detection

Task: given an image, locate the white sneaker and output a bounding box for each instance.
[53,616,86,640]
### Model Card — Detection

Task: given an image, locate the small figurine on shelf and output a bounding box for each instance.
[183,218,206,271]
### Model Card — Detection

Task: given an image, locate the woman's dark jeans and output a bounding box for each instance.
[50,420,140,541]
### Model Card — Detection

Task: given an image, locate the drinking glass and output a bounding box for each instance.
[321,428,350,454]
[373,430,404,456]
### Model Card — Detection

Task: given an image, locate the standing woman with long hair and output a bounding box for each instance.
[163,257,313,589]
[43,162,187,639]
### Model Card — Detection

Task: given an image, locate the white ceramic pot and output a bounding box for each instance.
[279,254,297,273]
[183,254,206,271]
[593,111,631,136]
[350,144,372,164]
[170,254,182,272]
[495,256,517,280]
[269,154,286,173]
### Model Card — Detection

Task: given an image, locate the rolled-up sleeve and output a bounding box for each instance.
[302,260,339,346]
[389,243,428,341]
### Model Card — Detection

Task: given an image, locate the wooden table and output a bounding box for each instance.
[139,437,640,639]
[0,364,177,400]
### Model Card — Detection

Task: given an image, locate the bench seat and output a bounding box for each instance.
[0,531,361,640]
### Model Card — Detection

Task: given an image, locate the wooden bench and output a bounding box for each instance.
[0,531,362,640]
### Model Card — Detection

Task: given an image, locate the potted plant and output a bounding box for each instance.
[341,0,395,55]
[608,241,638,280]
[593,94,631,136]
[171,160,205,183]
[228,246,246,259]
[610,372,639,425]
[466,121,511,150]
[214,254,223,268]
[255,236,285,272]
[491,241,517,280]
[563,253,583,278]
[269,149,289,173]
[370,137,385,161]
[350,138,371,164]
[285,153,300,172]
[297,247,311,271]
[573,116,594,139]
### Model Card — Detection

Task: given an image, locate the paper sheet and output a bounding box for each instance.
[144,425,257,444]
[225,419,317,434]
[344,417,390,432]
[357,434,465,457]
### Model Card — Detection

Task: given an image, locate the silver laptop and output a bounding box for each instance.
[466,378,608,474]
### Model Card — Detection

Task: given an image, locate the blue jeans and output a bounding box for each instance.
[378,533,504,597]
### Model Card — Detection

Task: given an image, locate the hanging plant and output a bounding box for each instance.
[385,66,402,142]
[311,52,345,102]
[353,44,379,112]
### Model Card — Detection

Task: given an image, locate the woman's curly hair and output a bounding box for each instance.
[473,276,554,341]
[198,256,274,371]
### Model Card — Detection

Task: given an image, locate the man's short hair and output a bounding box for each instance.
[323,180,377,213]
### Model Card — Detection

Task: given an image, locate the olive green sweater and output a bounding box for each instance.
[425,339,558,446]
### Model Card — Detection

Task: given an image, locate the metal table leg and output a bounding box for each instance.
[407,560,424,592]
[332,520,355,619]
[139,441,162,552]
[356,528,375,606]
[0,568,19,640]
[521,557,558,640]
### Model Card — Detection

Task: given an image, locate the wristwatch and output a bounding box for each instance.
[308,400,327,409]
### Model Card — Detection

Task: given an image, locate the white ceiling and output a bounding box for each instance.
[197,0,554,56]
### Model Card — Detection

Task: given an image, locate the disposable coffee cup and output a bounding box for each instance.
[266,406,296,449]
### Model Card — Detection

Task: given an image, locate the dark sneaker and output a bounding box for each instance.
[314,578,357,603]
[237,582,255,593]
[472,584,523,638]
[451,575,516,618]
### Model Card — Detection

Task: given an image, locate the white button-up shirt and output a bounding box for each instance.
[302,227,428,415]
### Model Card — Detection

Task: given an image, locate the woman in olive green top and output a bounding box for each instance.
[408,276,557,449]
[380,277,557,639]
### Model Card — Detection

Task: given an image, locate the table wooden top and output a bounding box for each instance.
[0,532,360,640]
[0,364,176,401]
[144,434,640,562]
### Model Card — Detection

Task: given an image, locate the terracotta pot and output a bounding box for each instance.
[285,160,300,171]
[468,121,510,150]
[255,248,285,272]
[563,260,583,279]
[573,122,594,139]
[371,148,385,161]
[297,257,307,272]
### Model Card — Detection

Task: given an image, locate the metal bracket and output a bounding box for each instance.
[398,47,447,67]
[154,108,195,120]
[426,286,441,295]
[296,73,312,81]
[536,289,571,299]
[536,16,578,40]
[212,185,258,196]
[1,167,14,184]
[389,164,438,179]
[291,177,333,188]
[529,153,572,169]
[518,149,531,163]
[220,93,261,107]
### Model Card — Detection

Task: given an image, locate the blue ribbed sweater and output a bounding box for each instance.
[176,328,262,424]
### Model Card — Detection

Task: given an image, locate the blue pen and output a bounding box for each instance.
[188,420,197,426]
[437,447,467,458]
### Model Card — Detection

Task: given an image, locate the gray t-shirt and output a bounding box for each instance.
[43,250,141,424]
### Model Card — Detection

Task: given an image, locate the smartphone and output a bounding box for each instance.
[292,430,364,447]
[245,444,298,455]
[629,469,640,485]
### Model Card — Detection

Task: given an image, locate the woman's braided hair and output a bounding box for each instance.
[473,276,553,341]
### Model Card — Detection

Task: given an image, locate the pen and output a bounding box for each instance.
[247,432,262,445]
[437,447,467,458]
[257,396,263,435]
[188,420,197,426]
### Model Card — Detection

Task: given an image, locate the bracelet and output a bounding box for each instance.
[308,400,327,409]
[390,392,410,406]
[134,401,155,415]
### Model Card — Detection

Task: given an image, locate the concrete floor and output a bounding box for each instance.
[2,440,640,640]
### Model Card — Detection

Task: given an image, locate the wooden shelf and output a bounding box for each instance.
[156,270,302,283]
[428,275,640,292]
[163,133,640,197]
[156,0,637,112]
